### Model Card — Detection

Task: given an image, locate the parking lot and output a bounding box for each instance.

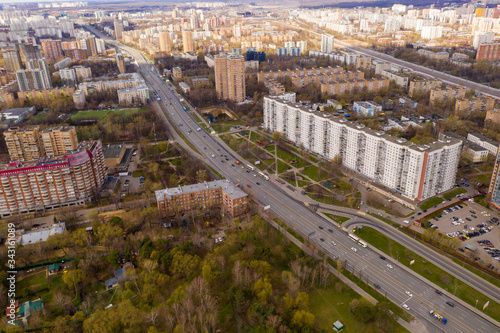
[429,201,500,266]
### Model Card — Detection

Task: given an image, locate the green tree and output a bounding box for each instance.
[291,309,315,328]
[253,277,273,303]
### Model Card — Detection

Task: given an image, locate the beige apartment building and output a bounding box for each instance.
[159,31,172,52]
[182,30,194,53]
[155,180,248,218]
[215,53,246,102]
[455,96,495,117]
[4,126,45,162]
[321,78,389,96]
[486,109,500,125]
[41,126,78,156]
[408,78,441,97]
[430,87,467,104]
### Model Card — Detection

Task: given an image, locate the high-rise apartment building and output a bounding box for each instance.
[476,43,500,61]
[182,30,194,53]
[487,143,500,209]
[159,31,172,52]
[215,53,245,102]
[2,44,22,72]
[41,126,78,156]
[321,34,334,53]
[15,69,52,91]
[114,20,124,40]
[40,39,63,63]
[263,94,461,201]
[20,44,43,63]
[116,52,126,74]
[74,66,92,81]
[0,141,106,217]
[156,180,248,218]
[59,68,77,84]
[86,37,99,56]
[4,126,45,162]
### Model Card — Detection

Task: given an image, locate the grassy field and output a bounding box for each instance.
[278,160,289,173]
[471,173,492,185]
[17,271,63,304]
[419,197,444,211]
[356,227,500,322]
[323,212,350,224]
[71,108,141,121]
[303,165,329,182]
[309,286,409,333]
[443,188,467,200]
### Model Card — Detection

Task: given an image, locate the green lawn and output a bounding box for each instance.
[419,197,444,211]
[265,145,276,154]
[17,271,63,304]
[297,180,310,187]
[443,188,467,200]
[249,131,265,143]
[302,165,329,182]
[309,286,408,333]
[32,112,48,122]
[471,173,492,185]
[277,148,296,161]
[277,160,289,174]
[322,212,350,224]
[71,108,141,121]
[356,227,500,322]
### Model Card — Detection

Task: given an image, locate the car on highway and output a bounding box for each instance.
[331,241,337,246]
[319,226,323,229]
[402,304,410,311]
[320,238,325,242]
[247,184,251,188]
[387,264,393,269]
[405,291,413,297]
[351,247,357,252]
[237,179,240,182]
[328,229,333,233]
[435,290,443,295]
[256,182,260,185]
[380,255,386,260]
[446,301,455,307]
[374,284,381,289]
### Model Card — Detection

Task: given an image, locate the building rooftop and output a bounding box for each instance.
[155,179,247,201]
[40,125,74,134]
[16,222,66,245]
[266,95,461,153]
[103,144,125,159]
[468,132,499,147]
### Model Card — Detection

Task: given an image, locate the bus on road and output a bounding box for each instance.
[348,233,360,243]
[258,172,269,180]
[358,239,367,248]
[246,164,255,171]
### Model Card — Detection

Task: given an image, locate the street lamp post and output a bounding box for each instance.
[454,284,458,296]
[476,299,478,308]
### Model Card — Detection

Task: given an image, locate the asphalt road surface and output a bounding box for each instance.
[85,25,500,332]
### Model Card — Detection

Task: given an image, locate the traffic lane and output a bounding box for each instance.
[345,218,500,304]
[116,35,500,330]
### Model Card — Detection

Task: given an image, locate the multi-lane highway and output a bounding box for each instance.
[85,25,500,332]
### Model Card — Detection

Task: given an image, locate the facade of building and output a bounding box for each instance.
[159,31,172,52]
[74,66,92,81]
[215,53,245,102]
[455,96,495,117]
[264,79,285,95]
[486,109,500,125]
[467,133,499,155]
[2,44,22,72]
[263,94,461,201]
[0,141,106,217]
[408,78,441,97]
[320,34,334,53]
[353,101,382,116]
[117,85,150,105]
[381,69,409,88]
[421,26,443,39]
[116,52,126,74]
[488,143,500,209]
[171,66,182,80]
[17,87,74,105]
[15,68,52,92]
[41,126,78,156]
[182,30,194,53]
[321,78,389,97]
[114,20,124,40]
[429,87,467,104]
[59,68,77,83]
[54,57,72,70]
[73,89,85,109]
[476,43,500,61]
[4,126,45,162]
[356,56,371,70]
[20,44,43,63]
[40,39,63,63]
[155,180,248,218]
